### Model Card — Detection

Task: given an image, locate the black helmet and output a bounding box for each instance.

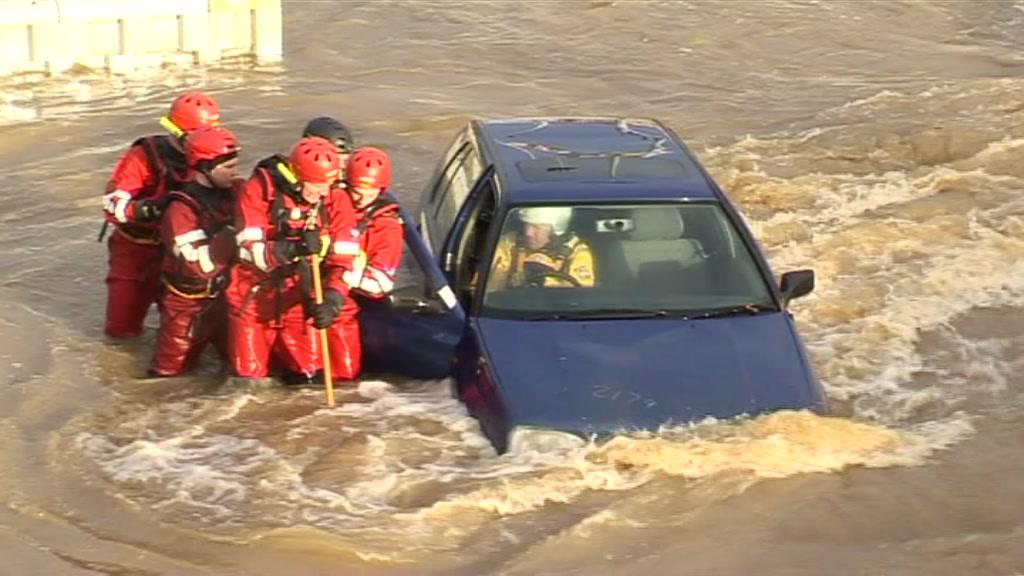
[302,116,353,154]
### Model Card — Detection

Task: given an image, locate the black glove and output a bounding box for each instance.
[522,258,557,287]
[210,228,236,263]
[272,239,300,264]
[299,230,329,258]
[311,289,344,329]
[134,199,165,222]
[272,232,328,265]
[208,273,228,296]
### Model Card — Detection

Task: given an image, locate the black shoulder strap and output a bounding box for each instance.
[169,184,229,236]
[134,135,188,194]
[155,136,188,186]
[132,135,159,164]
[133,136,163,191]
[543,235,575,261]
[269,184,288,235]
[254,155,299,201]
[167,188,202,218]
[252,156,291,234]
[318,201,330,231]
[356,196,399,234]
[555,236,580,273]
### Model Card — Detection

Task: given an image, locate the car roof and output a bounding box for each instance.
[474,117,720,204]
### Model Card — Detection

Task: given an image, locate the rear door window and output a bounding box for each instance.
[434,144,484,240]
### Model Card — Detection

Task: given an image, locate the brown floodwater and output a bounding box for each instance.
[1,1,1022,574]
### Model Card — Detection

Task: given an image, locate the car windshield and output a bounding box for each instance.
[481,203,777,318]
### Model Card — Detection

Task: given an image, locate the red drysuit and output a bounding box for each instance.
[227,157,358,380]
[102,135,188,337]
[150,181,237,376]
[327,196,404,378]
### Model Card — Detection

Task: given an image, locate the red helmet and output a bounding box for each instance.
[290,137,341,184]
[186,126,239,169]
[346,146,392,190]
[167,92,221,134]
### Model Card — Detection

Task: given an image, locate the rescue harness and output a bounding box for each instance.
[161,183,232,299]
[241,157,333,325]
[98,135,188,244]
[508,234,582,286]
[345,195,400,289]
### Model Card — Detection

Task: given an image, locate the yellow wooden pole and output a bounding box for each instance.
[310,253,335,407]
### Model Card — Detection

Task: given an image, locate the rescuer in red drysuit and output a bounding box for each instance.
[227,137,359,383]
[325,146,404,379]
[149,126,241,377]
[101,91,222,338]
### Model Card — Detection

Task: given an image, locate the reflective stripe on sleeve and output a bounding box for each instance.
[342,269,358,288]
[197,245,215,273]
[176,243,199,262]
[174,229,207,247]
[103,190,133,223]
[333,240,360,255]
[343,266,394,295]
[366,266,395,293]
[358,277,385,295]
[252,242,269,271]
[236,227,263,243]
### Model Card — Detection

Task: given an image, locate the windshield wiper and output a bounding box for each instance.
[522,304,775,321]
[694,303,776,319]
[522,313,572,321]
[525,309,676,321]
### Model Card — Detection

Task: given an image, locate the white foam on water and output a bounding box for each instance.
[701,98,1024,433]
[0,101,38,125]
[805,213,1024,418]
[77,432,267,514]
[76,192,1020,546]
[689,83,1024,473]
[59,74,1024,563]
[369,408,973,555]
[80,380,963,555]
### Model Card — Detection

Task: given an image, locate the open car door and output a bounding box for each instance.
[357,201,467,379]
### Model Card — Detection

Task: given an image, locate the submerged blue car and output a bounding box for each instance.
[358,117,827,453]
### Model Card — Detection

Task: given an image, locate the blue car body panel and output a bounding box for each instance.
[362,117,826,453]
[359,199,465,379]
[359,298,464,379]
[452,324,511,446]
[475,314,825,440]
[477,118,721,204]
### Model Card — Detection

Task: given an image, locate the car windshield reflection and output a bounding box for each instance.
[481,203,776,318]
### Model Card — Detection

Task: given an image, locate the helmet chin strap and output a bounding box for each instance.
[193,153,237,189]
[195,170,215,188]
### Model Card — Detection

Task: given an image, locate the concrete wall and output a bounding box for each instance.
[0,0,282,75]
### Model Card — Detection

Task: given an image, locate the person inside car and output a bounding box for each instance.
[488,207,595,289]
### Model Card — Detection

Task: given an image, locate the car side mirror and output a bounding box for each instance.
[779,269,814,305]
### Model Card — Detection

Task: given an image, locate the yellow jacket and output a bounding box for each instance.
[489,233,595,289]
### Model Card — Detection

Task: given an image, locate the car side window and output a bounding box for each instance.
[452,178,497,307]
[426,131,467,200]
[434,144,484,236]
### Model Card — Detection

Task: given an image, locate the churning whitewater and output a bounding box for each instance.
[1,2,1022,575]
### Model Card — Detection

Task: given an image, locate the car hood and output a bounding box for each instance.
[475,313,823,435]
